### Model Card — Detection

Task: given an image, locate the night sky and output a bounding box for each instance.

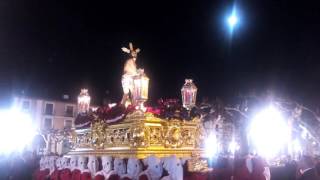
[1,0,320,107]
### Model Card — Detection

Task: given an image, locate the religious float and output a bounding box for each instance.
[33,43,215,180]
[35,42,320,180]
[70,43,206,160]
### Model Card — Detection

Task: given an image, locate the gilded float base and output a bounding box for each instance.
[68,148,204,159]
[69,111,206,159]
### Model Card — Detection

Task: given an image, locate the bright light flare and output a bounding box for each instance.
[205,133,219,158]
[0,109,36,154]
[226,5,239,34]
[228,14,238,28]
[228,140,240,154]
[248,105,290,159]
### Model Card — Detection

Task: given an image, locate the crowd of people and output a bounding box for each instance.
[209,154,320,180]
[1,151,320,180]
[272,155,320,180]
[0,151,39,180]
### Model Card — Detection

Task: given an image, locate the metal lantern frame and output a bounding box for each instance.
[78,89,91,113]
[181,79,198,110]
[132,69,149,108]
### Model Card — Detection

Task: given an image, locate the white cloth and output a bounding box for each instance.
[162,156,183,180]
[263,167,271,180]
[122,74,135,94]
[245,158,253,174]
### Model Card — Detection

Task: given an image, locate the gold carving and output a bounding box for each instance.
[164,120,183,148]
[187,153,212,173]
[69,111,206,159]
[91,121,106,149]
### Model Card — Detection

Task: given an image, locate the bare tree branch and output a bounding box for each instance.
[224,107,249,119]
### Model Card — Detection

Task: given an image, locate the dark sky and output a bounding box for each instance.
[1,0,320,106]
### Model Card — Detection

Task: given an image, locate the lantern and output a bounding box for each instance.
[181,79,197,110]
[78,89,91,114]
[132,69,149,108]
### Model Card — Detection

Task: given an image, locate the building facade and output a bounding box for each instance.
[13,96,78,132]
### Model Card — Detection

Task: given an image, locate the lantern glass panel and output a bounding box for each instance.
[181,79,197,110]
[132,70,149,105]
[78,89,91,113]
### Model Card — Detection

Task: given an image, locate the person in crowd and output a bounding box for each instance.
[284,159,299,180]
[233,154,270,180]
[297,155,319,180]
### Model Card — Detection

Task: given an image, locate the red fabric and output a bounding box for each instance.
[81,172,92,180]
[146,107,160,115]
[50,169,61,180]
[138,174,148,180]
[184,172,208,180]
[251,158,266,180]
[211,168,232,180]
[233,159,251,180]
[60,168,72,180]
[107,174,120,180]
[233,157,267,180]
[94,174,105,180]
[72,169,81,180]
[34,169,50,180]
[33,169,41,180]
[121,177,132,180]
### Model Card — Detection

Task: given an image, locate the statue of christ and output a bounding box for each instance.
[121,42,140,106]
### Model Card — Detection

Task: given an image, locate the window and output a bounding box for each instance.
[64,120,73,129]
[22,101,30,110]
[45,103,54,115]
[65,105,74,117]
[44,118,53,130]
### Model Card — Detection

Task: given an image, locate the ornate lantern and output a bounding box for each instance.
[78,89,91,114]
[132,69,149,109]
[181,79,197,110]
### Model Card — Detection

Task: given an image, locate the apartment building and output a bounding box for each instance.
[13,96,78,132]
